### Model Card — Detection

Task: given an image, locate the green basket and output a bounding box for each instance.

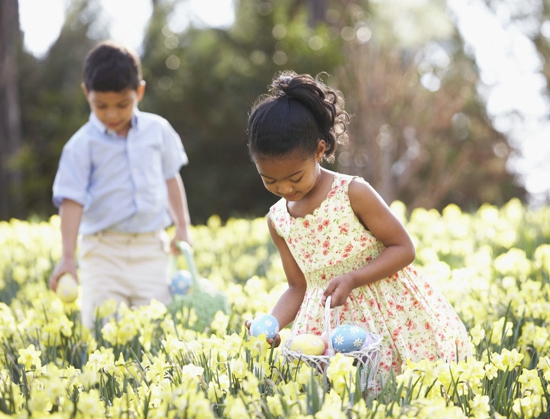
[167,241,229,331]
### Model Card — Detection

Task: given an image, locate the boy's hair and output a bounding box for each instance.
[83,41,142,92]
[247,71,349,163]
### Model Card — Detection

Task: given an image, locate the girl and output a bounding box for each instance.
[247,71,471,383]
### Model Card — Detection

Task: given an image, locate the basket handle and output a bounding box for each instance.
[324,295,340,356]
[174,241,202,291]
[286,295,341,355]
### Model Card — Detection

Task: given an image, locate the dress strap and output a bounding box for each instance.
[331,173,357,195]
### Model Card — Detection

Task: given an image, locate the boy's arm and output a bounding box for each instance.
[166,173,192,252]
[49,199,83,290]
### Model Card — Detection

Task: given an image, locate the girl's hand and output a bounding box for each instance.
[267,333,282,348]
[322,273,355,308]
[244,320,282,347]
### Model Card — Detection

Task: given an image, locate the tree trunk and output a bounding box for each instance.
[0,0,22,219]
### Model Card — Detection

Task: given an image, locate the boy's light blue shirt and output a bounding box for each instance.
[52,109,188,236]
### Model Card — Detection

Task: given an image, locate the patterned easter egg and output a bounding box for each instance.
[250,314,279,339]
[331,324,367,353]
[289,334,325,356]
[169,270,192,296]
[56,274,78,303]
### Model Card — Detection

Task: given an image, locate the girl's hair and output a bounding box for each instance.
[247,71,349,163]
[83,41,142,92]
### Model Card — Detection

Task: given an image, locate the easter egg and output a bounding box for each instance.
[331,324,367,353]
[289,334,325,356]
[250,314,279,339]
[361,332,379,348]
[56,274,78,303]
[320,332,329,349]
[169,270,192,296]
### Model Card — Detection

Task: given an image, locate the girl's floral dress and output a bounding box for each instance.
[270,173,471,384]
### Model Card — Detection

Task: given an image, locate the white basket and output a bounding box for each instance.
[282,296,382,390]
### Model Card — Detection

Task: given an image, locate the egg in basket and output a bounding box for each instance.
[282,296,382,390]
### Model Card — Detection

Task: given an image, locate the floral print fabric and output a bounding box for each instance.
[270,173,471,384]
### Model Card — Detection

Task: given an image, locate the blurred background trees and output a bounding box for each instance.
[0,0,23,218]
[0,0,531,223]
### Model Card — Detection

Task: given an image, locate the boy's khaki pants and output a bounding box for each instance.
[78,230,172,329]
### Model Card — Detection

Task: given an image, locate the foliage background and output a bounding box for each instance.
[0,0,534,223]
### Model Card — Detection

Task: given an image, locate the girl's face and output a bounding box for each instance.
[253,143,325,201]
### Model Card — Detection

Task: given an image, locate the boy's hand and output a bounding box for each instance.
[170,226,192,254]
[245,320,281,348]
[49,257,79,291]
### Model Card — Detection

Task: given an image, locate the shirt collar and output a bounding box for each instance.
[89,109,140,137]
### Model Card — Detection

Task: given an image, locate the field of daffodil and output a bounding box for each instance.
[1,199,550,418]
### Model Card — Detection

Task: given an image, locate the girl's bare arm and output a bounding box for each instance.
[323,179,415,307]
[267,214,308,330]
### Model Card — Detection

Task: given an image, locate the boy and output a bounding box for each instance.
[49,41,191,329]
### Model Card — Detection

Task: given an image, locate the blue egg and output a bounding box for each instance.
[250,314,279,339]
[331,324,367,353]
[169,270,192,296]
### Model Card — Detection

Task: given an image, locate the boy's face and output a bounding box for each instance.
[82,82,145,137]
